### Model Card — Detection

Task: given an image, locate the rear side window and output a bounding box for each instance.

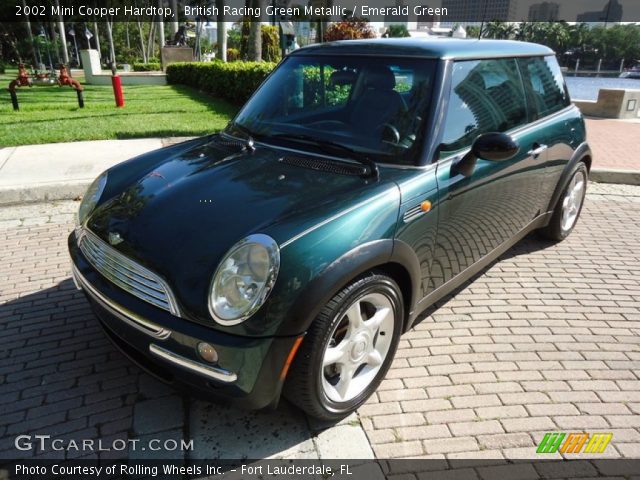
[518,56,570,120]
[439,58,527,158]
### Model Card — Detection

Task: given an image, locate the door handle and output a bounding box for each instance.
[527,143,548,157]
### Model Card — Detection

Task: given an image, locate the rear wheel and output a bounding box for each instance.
[540,163,588,241]
[284,273,403,421]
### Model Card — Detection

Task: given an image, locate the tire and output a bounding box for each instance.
[284,272,404,421]
[540,162,588,242]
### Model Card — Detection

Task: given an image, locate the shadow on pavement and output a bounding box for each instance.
[0,279,316,461]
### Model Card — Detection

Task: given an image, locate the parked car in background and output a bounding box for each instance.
[69,39,591,420]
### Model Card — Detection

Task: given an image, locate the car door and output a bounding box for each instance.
[518,55,580,207]
[426,57,548,295]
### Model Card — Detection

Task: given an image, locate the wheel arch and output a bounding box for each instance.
[546,142,592,213]
[288,239,422,335]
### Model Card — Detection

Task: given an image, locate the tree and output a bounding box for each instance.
[465,25,481,39]
[324,20,376,42]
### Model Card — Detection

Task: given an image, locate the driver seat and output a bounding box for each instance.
[349,66,407,132]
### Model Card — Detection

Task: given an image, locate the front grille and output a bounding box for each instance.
[79,230,180,316]
[279,155,368,176]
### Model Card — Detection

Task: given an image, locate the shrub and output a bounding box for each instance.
[324,21,376,42]
[386,24,410,38]
[0,61,5,74]
[133,62,162,72]
[166,61,276,105]
[227,48,240,61]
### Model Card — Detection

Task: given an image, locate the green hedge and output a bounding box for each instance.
[166,61,276,105]
[133,62,162,72]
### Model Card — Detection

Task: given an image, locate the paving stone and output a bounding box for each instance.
[132,396,184,436]
[315,424,374,459]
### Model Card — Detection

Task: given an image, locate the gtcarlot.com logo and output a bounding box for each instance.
[536,432,613,454]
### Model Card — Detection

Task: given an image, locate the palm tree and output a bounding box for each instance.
[247,0,262,61]
[216,0,227,61]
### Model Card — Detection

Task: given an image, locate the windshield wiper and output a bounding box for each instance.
[228,121,256,152]
[270,133,379,179]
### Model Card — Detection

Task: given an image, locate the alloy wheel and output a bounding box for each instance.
[321,292,396,403]
[561,170,586,232]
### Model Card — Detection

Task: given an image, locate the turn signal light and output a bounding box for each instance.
[421,200,432,212]
[197,342,219,363]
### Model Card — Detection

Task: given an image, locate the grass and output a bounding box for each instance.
[0,69,238,147]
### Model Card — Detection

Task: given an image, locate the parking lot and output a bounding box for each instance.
[1,183,639,460]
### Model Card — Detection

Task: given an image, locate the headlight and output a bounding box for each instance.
[77,172,108,226]
[209,234,280,325]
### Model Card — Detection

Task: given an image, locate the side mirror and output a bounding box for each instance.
[471,132,519,162]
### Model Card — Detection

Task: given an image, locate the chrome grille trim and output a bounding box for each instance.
[403,204,426,223]
[72,264,171,340]
[149,344,237,383]
[78,229,181,317]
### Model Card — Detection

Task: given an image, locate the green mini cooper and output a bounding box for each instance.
[69,38,590,420]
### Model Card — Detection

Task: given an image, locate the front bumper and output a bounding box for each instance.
[68,232,301,410]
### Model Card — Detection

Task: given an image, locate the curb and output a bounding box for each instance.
[0,182,88,206]
[590,168,640,186]
[1,169,639,207]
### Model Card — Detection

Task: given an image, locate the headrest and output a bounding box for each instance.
[364,66,396,90]
[330,70,357,87]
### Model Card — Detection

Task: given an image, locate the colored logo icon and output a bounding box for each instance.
[536,432,613,454]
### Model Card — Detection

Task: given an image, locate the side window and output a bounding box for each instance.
[439,58,527,158]
[518,56,570,120]
[391,66,413,93]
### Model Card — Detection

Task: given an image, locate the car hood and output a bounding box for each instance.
[86,141,396,322]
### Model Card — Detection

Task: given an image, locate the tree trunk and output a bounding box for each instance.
[55,0,69,65]
[157,0,165,49]
[247,0,262,61]
[21,0,38,66]
[170,0,179,36]
[50,21,60,65]
[216,0,227,62]
[106,20,116,74]
[136,20,147,62]
[93,21,101,59]
[147,21,156,61]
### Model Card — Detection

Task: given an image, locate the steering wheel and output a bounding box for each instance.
[379,123,400,145]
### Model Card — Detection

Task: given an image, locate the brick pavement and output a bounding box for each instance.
[0,184,639,461]
[359,182,640,459]
[584,118,640,171]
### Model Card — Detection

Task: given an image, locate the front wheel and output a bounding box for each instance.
[540,162,588,241]
[284,273,403,421]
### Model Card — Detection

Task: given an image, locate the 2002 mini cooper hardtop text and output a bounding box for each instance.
[69,39,591,420]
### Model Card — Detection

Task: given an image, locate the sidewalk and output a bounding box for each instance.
[0,117,638,205]
[584,117,640,183]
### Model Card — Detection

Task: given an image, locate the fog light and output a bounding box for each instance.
[197,342,218,363]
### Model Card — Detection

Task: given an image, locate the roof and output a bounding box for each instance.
[291,38,554,60]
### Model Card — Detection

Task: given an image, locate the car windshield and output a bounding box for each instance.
[230,55,437,166]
